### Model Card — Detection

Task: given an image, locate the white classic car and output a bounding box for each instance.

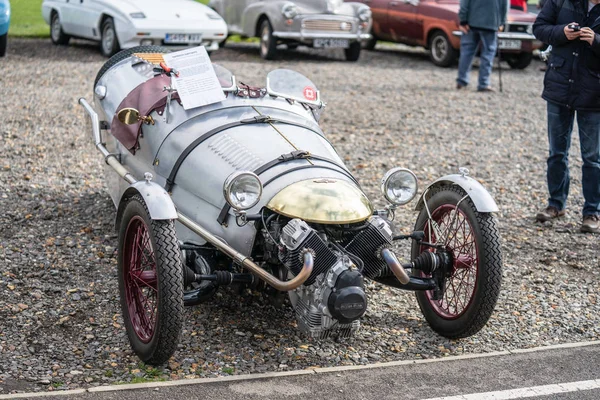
[41,0,228,57]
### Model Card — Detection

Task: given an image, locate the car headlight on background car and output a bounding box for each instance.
[223,172,263,211]
[129,12,146,19]
[381,168,418,206]
[358,7,372,22]
[282,4,298,20]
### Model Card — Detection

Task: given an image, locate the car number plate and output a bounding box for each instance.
[498,39,522,50]
[314,38,350,48]
[165,33,203,44]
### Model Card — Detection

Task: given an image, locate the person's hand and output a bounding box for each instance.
[564,23,582,40]
[459,24,470,34]
[580,27,596,45]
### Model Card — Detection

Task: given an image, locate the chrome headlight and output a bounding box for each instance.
[381,168,418,206]
[282,4,298,19]
[223,172,263,211]
[358,7,372,22]
[129,12,146,19]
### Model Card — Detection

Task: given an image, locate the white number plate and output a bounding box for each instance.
[313,38,350,48]
[165,34,203,44]
[498,39,522,50]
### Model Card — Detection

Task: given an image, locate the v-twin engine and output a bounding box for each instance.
[277,217,393,338]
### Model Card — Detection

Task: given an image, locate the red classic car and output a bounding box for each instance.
[354,0,542,69]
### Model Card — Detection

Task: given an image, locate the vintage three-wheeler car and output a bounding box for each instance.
[80,46,502,364]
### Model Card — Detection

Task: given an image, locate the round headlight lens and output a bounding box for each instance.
[223,172,263,211]
[282,4,298,19]
[381,168,418,205]
[358,7,372,22]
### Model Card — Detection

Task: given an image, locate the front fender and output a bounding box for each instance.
[415,174,499,213]
[242,2,286,36]
[115,180,178,230]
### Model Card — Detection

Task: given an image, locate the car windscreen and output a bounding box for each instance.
[266,69,321,106]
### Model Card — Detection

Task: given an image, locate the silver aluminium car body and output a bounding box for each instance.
[41,0,228,54]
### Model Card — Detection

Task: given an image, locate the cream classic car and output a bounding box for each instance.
[209,0,372,61]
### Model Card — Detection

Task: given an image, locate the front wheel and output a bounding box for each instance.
[411,186,502,338]
[0,33,7,57]
[259,19,277,60]
[118,195,184,365]
[428,31,457,67]
[504,52,533,70]
[344,42,362,62]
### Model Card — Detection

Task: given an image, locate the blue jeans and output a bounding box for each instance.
[546,102,600,216]
[456,29,497,90]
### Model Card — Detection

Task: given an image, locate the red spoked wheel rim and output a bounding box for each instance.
[421,204,479,320]
[122,216,158,343]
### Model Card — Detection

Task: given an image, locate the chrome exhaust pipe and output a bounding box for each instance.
[80,98,312,292]
[381,248,410,285]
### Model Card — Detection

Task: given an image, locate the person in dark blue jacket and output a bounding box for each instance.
[533,0,600,233]
[456,0,507,92]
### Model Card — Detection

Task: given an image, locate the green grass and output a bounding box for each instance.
[9,0,210,38]
[9,0,48,37]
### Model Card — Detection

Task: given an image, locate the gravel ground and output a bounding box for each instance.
[0,38,598,395]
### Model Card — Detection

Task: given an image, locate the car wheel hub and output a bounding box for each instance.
[261,26,269,54]
[103,26,115,53]
[51,18,61,40]
[432,37,447,62]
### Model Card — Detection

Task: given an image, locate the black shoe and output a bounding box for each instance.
[477,87,495,92]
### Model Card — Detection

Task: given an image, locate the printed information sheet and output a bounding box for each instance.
[162,46,226,110]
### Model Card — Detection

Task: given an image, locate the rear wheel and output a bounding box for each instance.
[428,31,457,67]
[505,52,533,69]
[50,11,70,45]
[0,33,7,57]
[118,195,184,365]
[411,186,502,338]
[259,19,277,60]
[344,41,362,62]
[101,17,120,57]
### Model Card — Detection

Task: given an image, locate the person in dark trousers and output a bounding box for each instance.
[533,0,600,233]
[456,0,507,92]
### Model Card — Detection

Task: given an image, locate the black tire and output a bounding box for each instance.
[118,195,184,365]
[411,186,502,338]
[363,32,377,51]
[100,17,120,57]
[344,41,362,62]
[259,19,277,60]
[94,45,168,87]
[505,52,533,69]
[50,11,70,45]
[0,33,6,57]
[428,31,457,67]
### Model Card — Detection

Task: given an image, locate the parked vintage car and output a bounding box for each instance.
[208,0,372,61]
[80,45,503,364]
[0,0,9,57]
[41,0,228,57]
[357,0,542,69]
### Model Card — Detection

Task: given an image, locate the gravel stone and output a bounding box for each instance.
[0,38,598,395]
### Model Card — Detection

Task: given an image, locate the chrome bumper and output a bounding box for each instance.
[452,31,536,41]
[273,31,371,41]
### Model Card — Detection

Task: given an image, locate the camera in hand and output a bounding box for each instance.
[568,24,581,31]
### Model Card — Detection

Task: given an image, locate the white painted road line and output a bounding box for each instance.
[423,378,600,400]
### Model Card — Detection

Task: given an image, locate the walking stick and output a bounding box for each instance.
[497,31,503,93]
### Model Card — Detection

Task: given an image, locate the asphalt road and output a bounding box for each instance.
[9,342,599,400]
